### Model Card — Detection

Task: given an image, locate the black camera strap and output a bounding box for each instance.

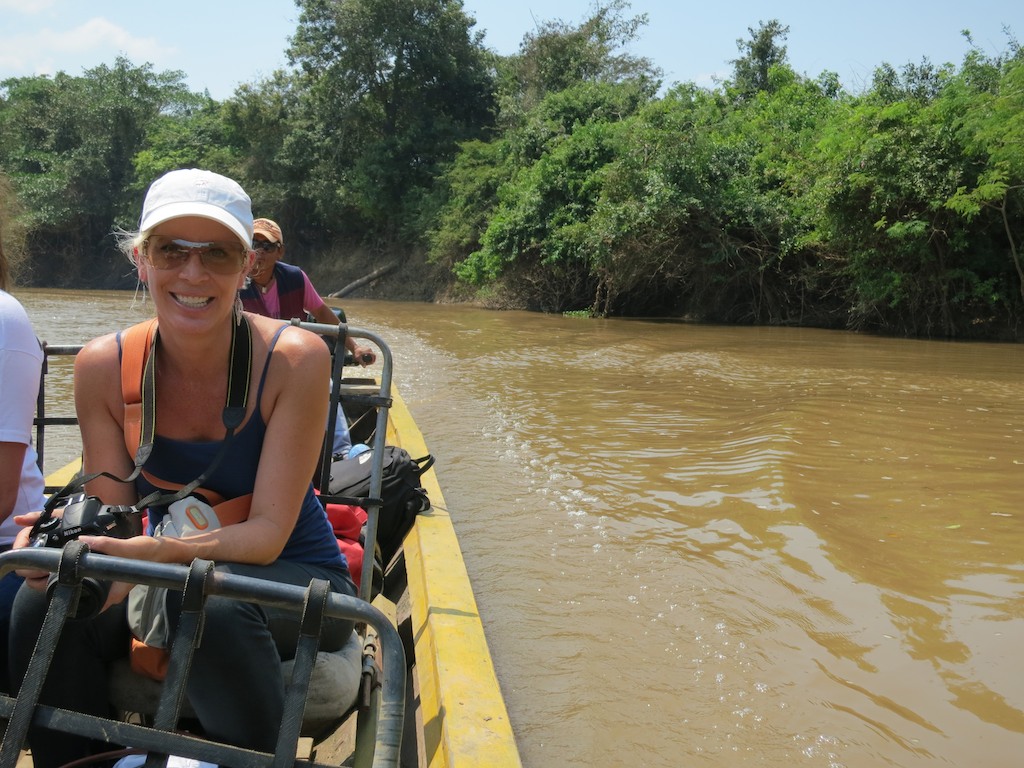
[133,315,252,511]
[38,317,253,522]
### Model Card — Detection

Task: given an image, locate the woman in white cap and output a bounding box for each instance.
[8,169,357,766]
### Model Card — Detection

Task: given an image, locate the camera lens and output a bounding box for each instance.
[45,573,111,621]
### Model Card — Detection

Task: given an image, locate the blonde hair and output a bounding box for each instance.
[114,227,149,269]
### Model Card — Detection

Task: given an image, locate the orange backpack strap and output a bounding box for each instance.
[208,494,252,526]
[119,316,254,525]
[120,318,159,460]
[138,469,252,525]
[140,469,228,506]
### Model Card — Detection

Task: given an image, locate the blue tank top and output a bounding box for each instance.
[131,324,346,569]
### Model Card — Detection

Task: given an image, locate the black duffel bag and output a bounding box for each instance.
[328,445,434,565]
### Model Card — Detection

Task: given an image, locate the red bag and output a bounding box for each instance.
[318,493,367,591]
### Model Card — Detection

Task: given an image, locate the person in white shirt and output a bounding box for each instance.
[0,221,45,692]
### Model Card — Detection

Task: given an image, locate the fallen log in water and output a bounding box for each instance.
[328,261,399,298]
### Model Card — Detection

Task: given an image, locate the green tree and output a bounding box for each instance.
[730,19,790,98]
[287,0,496,241]
[427,137,512,276]
[587,69,839,322]
[450,80,652,311]
[431,1,660,309]
[0,171,28,287]
[217,72,327,242]
[133,96,240,200]
[946,48,1024,303]
[811,49,1021,337]
[498,0,660,118]
[577,85,725,316]
[0,58,195,286]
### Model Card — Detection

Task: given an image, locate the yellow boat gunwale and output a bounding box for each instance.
[387,387,522,768]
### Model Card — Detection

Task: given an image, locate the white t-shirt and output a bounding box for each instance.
[0,289,45,545]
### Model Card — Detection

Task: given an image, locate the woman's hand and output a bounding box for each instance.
[78,533,164,560]
[12,511,51,590]
[103,580,134,611]
[77,536,176,614]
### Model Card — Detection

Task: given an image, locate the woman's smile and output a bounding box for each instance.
[171,293,213,308]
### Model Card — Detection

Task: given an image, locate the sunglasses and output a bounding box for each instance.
[145,237,248,275]
[253,240,282,253]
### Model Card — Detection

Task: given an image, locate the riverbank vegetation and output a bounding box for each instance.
[1,0,1021,339]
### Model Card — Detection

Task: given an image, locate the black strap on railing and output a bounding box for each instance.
[274,578,330,766]
[148,559,213,732]
[0,541,86,767]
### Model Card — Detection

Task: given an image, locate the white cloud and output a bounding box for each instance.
[0,0,58,11]
[0,17,173,77]
[44,18,159,57]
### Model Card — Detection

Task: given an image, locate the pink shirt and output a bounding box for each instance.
[258,270,325,319]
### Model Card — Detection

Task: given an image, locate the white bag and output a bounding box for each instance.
[126,496,221,648]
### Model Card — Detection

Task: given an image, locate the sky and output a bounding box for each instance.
[0,0,1020,100]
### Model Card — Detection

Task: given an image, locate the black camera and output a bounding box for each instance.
[32,492,142,549]
[31,493,143,619]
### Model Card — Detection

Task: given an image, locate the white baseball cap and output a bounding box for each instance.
[139,169,253,247]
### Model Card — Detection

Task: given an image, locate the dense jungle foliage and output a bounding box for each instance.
[1,0,1022,339]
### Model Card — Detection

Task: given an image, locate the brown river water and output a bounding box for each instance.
[14,288,1024,768]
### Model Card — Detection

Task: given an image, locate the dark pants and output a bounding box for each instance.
[9,559,356,768]
[0,567,25,692]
